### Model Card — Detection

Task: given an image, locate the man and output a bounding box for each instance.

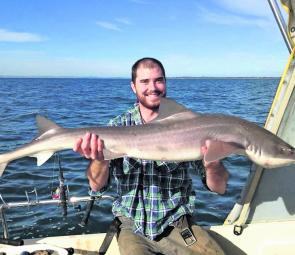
[74,57,229,255]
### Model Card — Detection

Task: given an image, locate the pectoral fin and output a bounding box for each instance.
[0,162,8,177]
[203,140,244,163]
[31,151,55,166]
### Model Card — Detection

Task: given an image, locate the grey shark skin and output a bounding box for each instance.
[0,98,295,176]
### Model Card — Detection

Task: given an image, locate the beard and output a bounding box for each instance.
[136,91,166,111]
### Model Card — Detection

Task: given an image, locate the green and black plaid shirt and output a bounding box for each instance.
[108,103,204,240]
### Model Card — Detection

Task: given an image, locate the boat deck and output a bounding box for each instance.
[0,233,119,255]
[1,220,295,254]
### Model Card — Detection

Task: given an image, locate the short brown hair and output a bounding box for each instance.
[131,57,166,83]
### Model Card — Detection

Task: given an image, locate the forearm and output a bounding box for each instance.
[87,159,110,192]
[204,161,229,194]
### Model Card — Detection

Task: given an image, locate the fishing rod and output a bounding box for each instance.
[267,0,293,53]
[0,153,116,246]
[57,153,67,216]
[53,154,107,227]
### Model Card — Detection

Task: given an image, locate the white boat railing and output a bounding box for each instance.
[0,192,115,245]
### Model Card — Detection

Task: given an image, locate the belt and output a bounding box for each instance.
[98,217,121,255]
[99,214,196,253]
[171,215,197,246]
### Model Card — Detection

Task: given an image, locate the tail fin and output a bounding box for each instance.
[0,162,8,177]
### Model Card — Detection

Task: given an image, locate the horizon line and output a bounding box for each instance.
[0,75,280,79]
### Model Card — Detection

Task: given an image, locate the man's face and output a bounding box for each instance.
[131,65,166,111]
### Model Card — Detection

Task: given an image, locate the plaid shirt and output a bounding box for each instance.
[108,103,204,240]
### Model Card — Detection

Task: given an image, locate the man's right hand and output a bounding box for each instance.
[73,132,105,161]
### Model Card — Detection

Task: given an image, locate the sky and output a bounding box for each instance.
[0,0,291,77]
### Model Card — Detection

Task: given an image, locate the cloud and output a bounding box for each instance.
[196,5,271,28]
[216,0,272,18]
[96,21,121,31]
[96,18,132,31]
[115,17,131,25]
[0,28,44,42]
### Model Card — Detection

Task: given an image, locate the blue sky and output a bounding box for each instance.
[0,0,291,77]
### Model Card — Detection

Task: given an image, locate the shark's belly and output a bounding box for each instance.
[124,131,202,161]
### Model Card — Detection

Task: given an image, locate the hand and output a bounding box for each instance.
[200,145,229,194]
[73,132,105,161]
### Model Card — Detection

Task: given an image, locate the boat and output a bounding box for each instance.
[1,1,295,254]
[209,48,295,254]
[207,1,295,254]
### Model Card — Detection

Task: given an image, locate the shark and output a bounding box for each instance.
[0,98,295,176]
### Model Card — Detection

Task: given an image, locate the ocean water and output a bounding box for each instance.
[0,77,278,240]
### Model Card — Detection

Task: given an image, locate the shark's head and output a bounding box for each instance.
[261,142,295,168]
[246,136,295,169]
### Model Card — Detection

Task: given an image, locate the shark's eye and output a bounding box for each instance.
[280,147,294,154]
[279,147,288,153]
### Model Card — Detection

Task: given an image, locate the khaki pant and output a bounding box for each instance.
[117,216,225,255]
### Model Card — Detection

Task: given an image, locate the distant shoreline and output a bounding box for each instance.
[0,76,280,79]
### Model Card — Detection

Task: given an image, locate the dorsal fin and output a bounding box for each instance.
[152,97,199,123]
[36,115,62,136]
